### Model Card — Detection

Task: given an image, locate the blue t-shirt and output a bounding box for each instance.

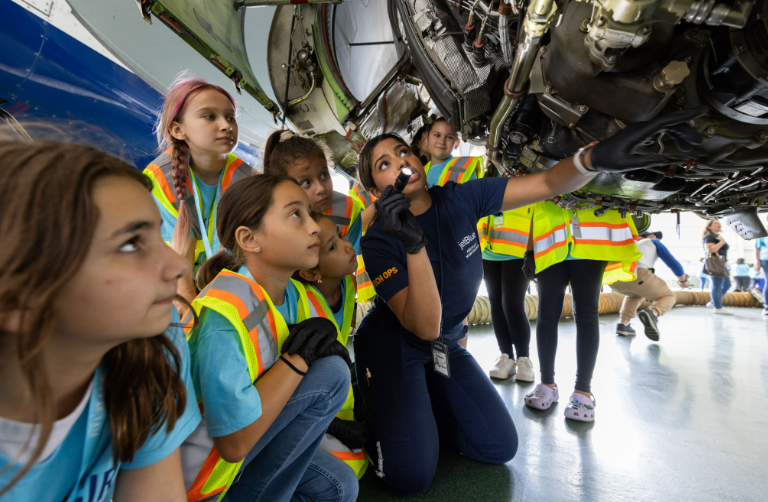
[0,311,201,502]
[755,237,768,261]
[346,212,363,256]
[189,267,301,438]
[733,263,751,276]
[425,156,479,188]
[361,178,507,341]
[156,177,218,245]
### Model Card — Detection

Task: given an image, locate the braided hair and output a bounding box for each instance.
[155,73,236,255]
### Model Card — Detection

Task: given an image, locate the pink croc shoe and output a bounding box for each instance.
[564,393,596,422]
[524,383,559,410]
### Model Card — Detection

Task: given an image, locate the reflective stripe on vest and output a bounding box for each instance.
[533,224,568,259]
[303,275,356,346]
[325,191,361,237]
[355,255,375,303]
[183,271,318,502]
[572,222,635,247]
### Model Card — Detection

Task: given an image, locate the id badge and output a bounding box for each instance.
[571,213,582,239]
[494,213,504,228]
[431,340,451,378]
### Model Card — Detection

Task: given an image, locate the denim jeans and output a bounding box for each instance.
[761,261,768,307]
[710,276,731,309]
[223,356,358,502]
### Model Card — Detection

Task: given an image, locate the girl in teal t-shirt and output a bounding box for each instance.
[0,141,201,500]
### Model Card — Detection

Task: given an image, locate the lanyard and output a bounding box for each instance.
[188,165,224,259]
[434,203,444,341]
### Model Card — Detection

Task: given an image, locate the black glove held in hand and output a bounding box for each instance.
[327,417,372,450]
[282,318,339,367]
[589,105,708,172]
[375,185,428,254]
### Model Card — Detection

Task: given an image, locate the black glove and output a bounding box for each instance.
[522,250,535,280]
[375,185,428,254]
[282,318,350,367]
[589,106,708,172]
[327,417,372,450]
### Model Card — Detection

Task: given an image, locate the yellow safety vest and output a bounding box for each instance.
[143,150,253,264]
[326,191,375,303]
[481,201,570,274]
[182,270,323,502]
[425,156,485,186]
[568,208,642,285]
[349,183,375,209]
[302,276,368,479]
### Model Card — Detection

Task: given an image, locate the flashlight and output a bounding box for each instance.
[393,167,413,193]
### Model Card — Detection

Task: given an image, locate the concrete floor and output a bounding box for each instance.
[355,306,768,502]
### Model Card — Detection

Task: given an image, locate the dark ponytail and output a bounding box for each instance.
[263,130,328,177]
[195,174,299,289]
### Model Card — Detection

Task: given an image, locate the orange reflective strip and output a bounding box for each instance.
[605,262,622,271]
[187,448,227,502]
[534,223,567,243]
[332,451,367,461]
[147,162,177,204]
[533,239,567,260]
[357,280,373,290]
[573,239,637,246]
[205,289,249,320]
[266,310,279,346]
[308,293,327,319]
[221,158,244,190]
[578,222,631,229]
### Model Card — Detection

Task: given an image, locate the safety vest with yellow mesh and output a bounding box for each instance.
[481,201,570,274]
[143,149,253,264]
[326,191,375,303]
[182,269,325,502]
[349,183,376,209]
[568,207,642,285]
[302,275,368,479]
[425,156,485,186]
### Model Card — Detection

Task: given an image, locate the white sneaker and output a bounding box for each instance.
[489,353,516,379]
[714,308,733,315]
[515,357,535,382]
[706,301,713,308]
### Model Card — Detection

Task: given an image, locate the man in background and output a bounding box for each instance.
[610,231,689,341]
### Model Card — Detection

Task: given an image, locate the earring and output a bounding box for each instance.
[317,279,322,284]
[254,247,260,252]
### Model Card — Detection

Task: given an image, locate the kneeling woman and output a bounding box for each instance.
[353,108,704,495]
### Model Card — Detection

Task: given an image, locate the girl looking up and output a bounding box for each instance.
[180,175,357,502]
[0,141,201,501]
[296,215,371,479]
[263,130,375,302]
[144,75,255,304]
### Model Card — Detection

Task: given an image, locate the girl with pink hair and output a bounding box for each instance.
[143,74,255,303]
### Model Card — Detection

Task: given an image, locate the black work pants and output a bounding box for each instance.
[482,259,531,359]
[535,259,606,393]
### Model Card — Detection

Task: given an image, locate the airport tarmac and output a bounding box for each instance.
[354,306,768,502]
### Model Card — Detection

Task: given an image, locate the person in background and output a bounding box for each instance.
[732,258,751,292]
[749,264,760,288]
[423,117,484,187]
[702,219,732,315]
[409,116,433,166]
[753,215,768,316]
[610,231,689,341]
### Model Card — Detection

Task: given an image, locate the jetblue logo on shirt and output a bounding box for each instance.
[458,233,479,258]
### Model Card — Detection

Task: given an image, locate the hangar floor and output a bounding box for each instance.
[354,307,768,502]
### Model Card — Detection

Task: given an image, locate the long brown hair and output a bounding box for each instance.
[155,74,237,256]
[702,219,720,238]
[0,141,188,494]
[196,174,299,289]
